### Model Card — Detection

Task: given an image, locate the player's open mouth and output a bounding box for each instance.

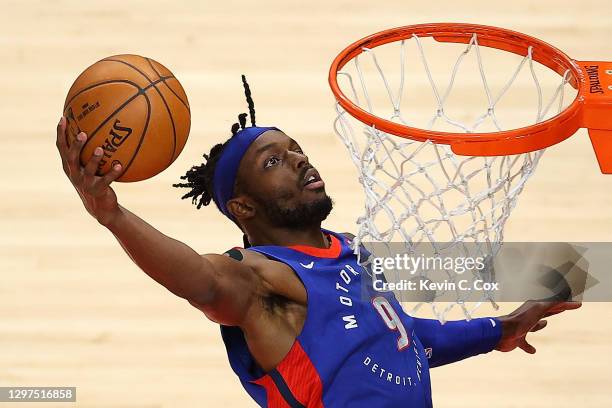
[303,168,325,190]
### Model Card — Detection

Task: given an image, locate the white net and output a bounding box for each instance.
[332,33,576,322]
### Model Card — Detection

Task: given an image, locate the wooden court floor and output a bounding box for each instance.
[1,0,611,406]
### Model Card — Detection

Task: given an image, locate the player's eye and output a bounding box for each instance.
[264,156,281,168]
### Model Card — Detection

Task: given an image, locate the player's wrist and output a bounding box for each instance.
[494,315,515,351]
[97,204,123,229]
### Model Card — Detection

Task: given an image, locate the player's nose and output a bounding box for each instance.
[289,150,309,171]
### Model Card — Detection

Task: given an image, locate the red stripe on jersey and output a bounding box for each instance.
[288,234,341,259]
[253,375,292,408]
[252,340,324,408]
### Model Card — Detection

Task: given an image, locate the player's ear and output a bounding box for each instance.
[227,196,255,221]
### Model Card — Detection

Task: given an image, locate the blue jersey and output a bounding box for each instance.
[221,230,501,407]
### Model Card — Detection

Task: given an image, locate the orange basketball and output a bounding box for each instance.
[63,54,191,182]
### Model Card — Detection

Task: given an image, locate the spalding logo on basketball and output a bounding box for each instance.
[63,54,191,182]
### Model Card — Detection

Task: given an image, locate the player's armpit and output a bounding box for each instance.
[245,254,308,305]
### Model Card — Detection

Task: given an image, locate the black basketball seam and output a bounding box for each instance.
[145,58,190,111]
[64,79,144,149]
[107,56,189,114]
[159,79,190,111]
[145,58,179,164]
[144,84,178,166]
[120,91,152,178]
[80,77,169,151]
[144,57,162,81]
[105,57,178,165]
[63,79,142,113]
[80,89,143,151]
[103,57,155,83]
[145,59,191,166]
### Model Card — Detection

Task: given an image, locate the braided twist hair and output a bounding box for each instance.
[172,75,257,209]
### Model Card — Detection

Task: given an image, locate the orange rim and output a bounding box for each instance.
[329,23,612,163]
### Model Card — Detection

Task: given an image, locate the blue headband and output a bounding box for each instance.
[212,126,279,219]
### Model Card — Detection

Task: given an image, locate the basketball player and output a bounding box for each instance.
[55,78,581,407]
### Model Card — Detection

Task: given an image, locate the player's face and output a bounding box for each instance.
[237,130,333,228]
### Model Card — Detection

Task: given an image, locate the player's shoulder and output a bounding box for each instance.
[222,246,288,272]
[221,246,304,301]
[223,246,266,263]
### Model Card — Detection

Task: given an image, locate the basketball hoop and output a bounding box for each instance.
[330,23,612,171]
[328,23,611,321]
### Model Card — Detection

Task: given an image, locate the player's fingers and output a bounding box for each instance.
[530,320,547,333]
[100,163,123,187]
[88,163,122,196]
[83,146,104,178]
[67,132,87,171]
[56,117,72,175]
[563,301,582,310]
[56,117,68,152]
[518,339,536,354]
[544,301,582,317]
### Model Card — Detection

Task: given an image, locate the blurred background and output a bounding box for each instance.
[1,0,611,406]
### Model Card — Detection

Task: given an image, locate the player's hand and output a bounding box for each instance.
[56,116,123,226]
[495,300,582,354]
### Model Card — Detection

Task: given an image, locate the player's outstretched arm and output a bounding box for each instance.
[103,206,261,326]
[56,117,260,326]
[411,299,581,367]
